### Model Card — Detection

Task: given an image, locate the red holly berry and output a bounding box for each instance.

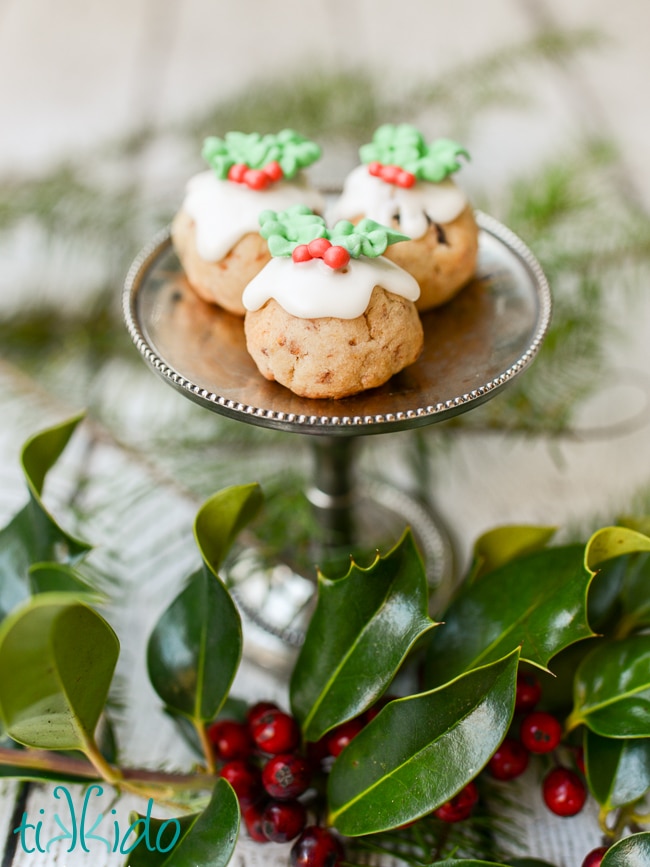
[262,753,311,799]
[396,170,416,188]
[251,709,301,755]
[207,720,253,760]
[488,738,529,781]
[263,160,284,181]
[247,700,280,727]
[290,826,344,867]
[219,759,263,805]
[244,168,270,190]
[542,767,587,817]
[227,163,248,183]
[520,711,563,754]
[322,245,350,270]
[581,846,609,867]
[367,161,383,177]
[261,799,307,843]
[515,670,542,713]
[243,801,270,843]
[573,746,586,774]
[292,245,313,263]
[307,237,332,259]
[433,780,479,823]
[325,717,365,758]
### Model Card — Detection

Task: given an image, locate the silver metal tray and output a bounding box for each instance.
[123,212,551,436]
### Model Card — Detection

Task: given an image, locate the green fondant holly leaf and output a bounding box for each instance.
[202,129,320,179]
[414,138,470,182]
[259,206,327,256]
[329,219,409,257]
[359,123,425,169]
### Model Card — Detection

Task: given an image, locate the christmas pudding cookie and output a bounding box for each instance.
[328,123,478,311]
[242,206,423,399]
[172,130,324,315]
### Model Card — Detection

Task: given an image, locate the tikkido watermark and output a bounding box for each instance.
[14,784,181,856]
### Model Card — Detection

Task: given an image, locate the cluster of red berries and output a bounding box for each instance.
[291,238,351,270]
[485,669,589,820]
[207,701,344,866]
[227,160,284,190]
[367,160,416,188]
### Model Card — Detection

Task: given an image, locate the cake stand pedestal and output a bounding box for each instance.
[123,212,551,658]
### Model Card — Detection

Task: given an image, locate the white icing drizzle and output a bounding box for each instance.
[182,171,325,261]
[242,255,420,320]
[327,165,467,240]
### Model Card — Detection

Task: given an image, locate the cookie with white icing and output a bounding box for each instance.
[243,207,423,399]
[172,130,324,316]
[328,124,478,312]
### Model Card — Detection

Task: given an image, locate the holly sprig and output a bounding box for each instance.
[258,205,409,268]
[0,417,650,867]
[201,129,321,189]
[359,123,470,186]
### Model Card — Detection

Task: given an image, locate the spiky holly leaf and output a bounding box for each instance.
[468,525,556,583]
[290,530,439,742]
[423,544,594,688]
[601,833,650,867]
[584,729,650,810]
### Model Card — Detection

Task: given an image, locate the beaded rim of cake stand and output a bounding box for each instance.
[122,211,552,432]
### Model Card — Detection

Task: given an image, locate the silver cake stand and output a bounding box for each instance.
[123,212,551,653]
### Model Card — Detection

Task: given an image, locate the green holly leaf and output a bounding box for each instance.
[434,861,512,867]
[0,414,92,620]
[28,562,102,600]
[601,833,650,867]
[424,545,594,688]
[327,650,519,836]
[468,525,556,582]
[567,635,650,737]
[415,138,470,181]
[584,729,650,809]
[0,594,119,751]
[585,526,650,572]
[505,861,557,867]
[290,530,439,742]
[125,779,239,867]
[148,485,261,721]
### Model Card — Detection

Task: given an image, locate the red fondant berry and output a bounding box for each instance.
[219,759,263,805]
[251,708,301,755]
[263,160,284,181]
[581,846,609,867]
[244,168,270,190]
[396,170,416,188]
[307,237,332,259]
[228,163,248,183]
[380,164,400,184]
[290,826,344,867]
[367,161,383,177]
[207,719,253,760]
[261,799,307,843]
[243,801,270,843]
[325,717,365,758]
[262,753,311,799]
[542,767,587,817]
[488,738,530,781]
[322,245,350,270]
[520,711,563,754]
[434,780,479,823]
[292,245,313,263]
[515,670,542,713]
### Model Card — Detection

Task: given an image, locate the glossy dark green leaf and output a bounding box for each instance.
[469,525,555,582]
[619,552,650,630]
[327,650,519,836]
[435,861,511,867]
[147,567,241,721]
[424,545,593,688]
[568,635,650,737]
[126,779,239,867]
[290,530,438,741]
[29,562,102,600]
[506,861,557,867]
[194,483,263,574]
[585,729,650,808]
[585,527,650,573]
[0,415,91,620]
[601,833,650,867]
[0,594,119,750]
